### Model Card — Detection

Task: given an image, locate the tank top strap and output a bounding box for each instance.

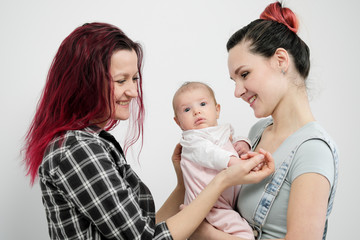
[249,121,339,240]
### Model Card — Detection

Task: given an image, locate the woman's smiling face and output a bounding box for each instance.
[228,42,289,118]
[110,49,139,121]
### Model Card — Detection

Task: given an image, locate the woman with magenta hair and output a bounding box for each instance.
[23,22,274,239]
[190,2,339,240]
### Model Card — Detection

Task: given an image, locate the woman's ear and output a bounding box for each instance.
[273,48,290,73]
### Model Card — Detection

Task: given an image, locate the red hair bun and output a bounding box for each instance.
[260,2,299,33]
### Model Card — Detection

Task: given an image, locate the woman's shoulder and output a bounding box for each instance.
[294,121,338,150]
[41,127,107,170]
[248,117,273,141]
[288,122,338,185]
[53,127,104,149]
[289,136,336,186]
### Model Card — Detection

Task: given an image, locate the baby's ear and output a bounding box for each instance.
[174,116,181,128]
[216,104,221,119]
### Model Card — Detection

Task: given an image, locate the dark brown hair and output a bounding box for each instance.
[227,2,310,79]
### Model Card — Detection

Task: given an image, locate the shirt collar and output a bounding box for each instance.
[83,125,103,135]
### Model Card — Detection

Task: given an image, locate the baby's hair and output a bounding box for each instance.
[172,81,217,115]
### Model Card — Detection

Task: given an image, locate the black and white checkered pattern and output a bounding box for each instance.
[39,126,173,239]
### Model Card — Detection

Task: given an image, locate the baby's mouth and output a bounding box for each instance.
[195,118,205,125]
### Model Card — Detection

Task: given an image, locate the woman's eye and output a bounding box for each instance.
[133,77,139,82]
[200,102,206,106]
[241,72,249,79]
[116,80,126,84]
[184,107,190,112]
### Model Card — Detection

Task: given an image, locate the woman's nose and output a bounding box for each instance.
[234,81,246,98]
[126,81,138,98]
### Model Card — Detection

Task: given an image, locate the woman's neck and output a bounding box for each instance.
[270,87,315,136]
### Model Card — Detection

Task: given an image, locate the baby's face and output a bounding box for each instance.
[174,87,220,131]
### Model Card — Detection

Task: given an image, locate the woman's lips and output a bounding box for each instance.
[116,101,130,106]
[248,95,257,106]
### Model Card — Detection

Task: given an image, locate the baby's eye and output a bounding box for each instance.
[184,107,190,112]
[200,102,206,106]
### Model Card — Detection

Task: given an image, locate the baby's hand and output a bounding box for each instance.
[233,140,251,157]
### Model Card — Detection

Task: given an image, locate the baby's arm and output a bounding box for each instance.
[181,137,232,170]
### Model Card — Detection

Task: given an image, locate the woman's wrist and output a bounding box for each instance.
[211,170,230,192]
[228,156,240,167]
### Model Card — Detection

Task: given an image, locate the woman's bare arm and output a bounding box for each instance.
[285,173,330,240]
[158,144,275,240]
[156,144,185,223]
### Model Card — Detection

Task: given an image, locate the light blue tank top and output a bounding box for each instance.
[236,118,338,239]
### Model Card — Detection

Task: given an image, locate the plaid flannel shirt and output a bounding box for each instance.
[39,126,173,240]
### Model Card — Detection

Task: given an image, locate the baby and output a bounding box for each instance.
[173,81,254,239]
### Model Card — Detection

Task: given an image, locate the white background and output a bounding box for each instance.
[1,0,359,239]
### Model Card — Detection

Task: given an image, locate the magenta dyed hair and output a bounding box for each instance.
[23,22,145,185]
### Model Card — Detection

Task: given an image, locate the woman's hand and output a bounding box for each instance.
[240,149,268,171]
[172,143,184,188]
[223,149,274,187]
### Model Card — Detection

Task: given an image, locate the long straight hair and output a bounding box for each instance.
[23,22,145,185]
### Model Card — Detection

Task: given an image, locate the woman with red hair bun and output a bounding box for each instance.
[23,22,274,240]
[191,2,339,240]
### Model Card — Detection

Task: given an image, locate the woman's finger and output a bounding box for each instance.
[172,143,182,162]
[242,153,275,183]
